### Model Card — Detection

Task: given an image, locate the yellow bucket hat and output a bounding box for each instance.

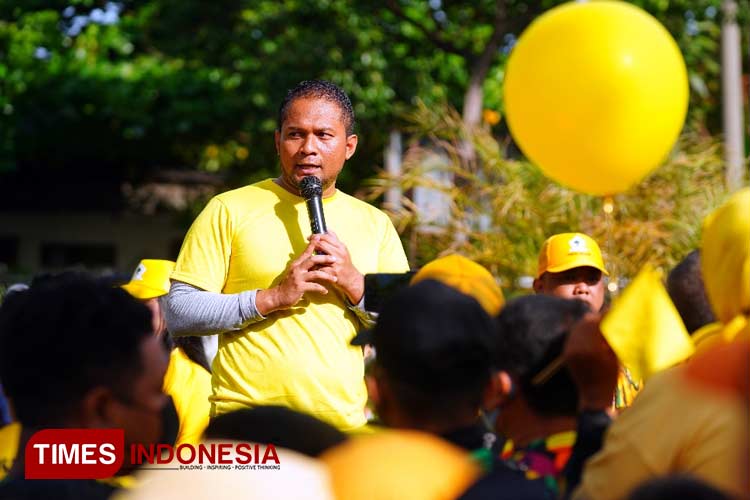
[701,188,750,334]
[121,259,176,300]
[410,254,505,315]
[536,232,609,278]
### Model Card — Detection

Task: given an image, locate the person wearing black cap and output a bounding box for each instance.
[351,280,550,499]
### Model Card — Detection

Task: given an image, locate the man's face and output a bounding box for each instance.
[533,266,605,312]
[275,97,357,197]
[111,335,169,454]
[143,297,166,337]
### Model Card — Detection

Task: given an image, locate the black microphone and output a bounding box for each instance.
[300,176,327,235]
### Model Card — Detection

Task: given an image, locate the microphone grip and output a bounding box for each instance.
[305,196,327,234]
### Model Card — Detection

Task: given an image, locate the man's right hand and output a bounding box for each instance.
[255,240,339,315]
[563,313,619,412]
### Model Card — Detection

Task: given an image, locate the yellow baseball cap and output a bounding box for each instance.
[121,259,176,300]
[536,233,608,278]
[410,254,505,315]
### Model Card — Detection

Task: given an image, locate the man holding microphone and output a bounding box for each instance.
[165,80,408,431]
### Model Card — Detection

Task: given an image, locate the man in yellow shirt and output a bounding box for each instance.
[165,80,409,431]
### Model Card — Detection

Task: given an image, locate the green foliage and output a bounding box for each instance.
[366,102,728,292]
[0,0,744,191]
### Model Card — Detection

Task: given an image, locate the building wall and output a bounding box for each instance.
[0,212,186,278]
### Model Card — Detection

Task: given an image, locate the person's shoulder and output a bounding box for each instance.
[213,179,281,209]
[333,191,391,222]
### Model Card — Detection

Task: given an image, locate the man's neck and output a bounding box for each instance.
[274,176,337,198]
[384,409,481,436]
[501,400,576,448]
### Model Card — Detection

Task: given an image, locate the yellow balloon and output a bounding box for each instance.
[504,1,689,196]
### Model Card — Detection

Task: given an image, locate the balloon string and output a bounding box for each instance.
[603,196,617,295]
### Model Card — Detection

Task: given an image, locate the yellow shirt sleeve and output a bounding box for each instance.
[172,197,234,293]
[377,212,410,273]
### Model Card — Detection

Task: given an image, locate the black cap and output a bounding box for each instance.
[353,280,495,389]
[204,406,347,457]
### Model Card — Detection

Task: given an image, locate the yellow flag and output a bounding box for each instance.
[601,265,695,381]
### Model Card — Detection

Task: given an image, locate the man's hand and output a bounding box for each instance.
[309,231,365,304]
[563,313,619,412]
[256,240,338,315]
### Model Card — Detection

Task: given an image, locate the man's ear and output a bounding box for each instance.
[274,130,281,156]
[78,386,117,428]
[533,276,544,294]
[482,372,503,410]
[365,374,380,408]
[345,134,358,160]
[482,371,515,410]
[482,371,516,410]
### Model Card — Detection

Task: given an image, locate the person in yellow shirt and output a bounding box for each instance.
[534,232,639,409]
[164,80,409,431]
[121,259,212,446]
[572,188,750,500]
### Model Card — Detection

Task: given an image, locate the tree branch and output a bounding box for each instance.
[383,0,470,58]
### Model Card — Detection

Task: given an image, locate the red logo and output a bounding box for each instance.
[25,429,124,479]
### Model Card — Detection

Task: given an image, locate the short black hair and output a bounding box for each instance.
[277,80,355,135]
[0,272,153,427]
[627,475,731,500]
[493,295,589,417]
[667,250,715,334]
[374,280,496,425]
[204,406,348,457]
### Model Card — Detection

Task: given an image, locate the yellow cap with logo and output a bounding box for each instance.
[537,232,608,278]
[121,259,176,300]
[411,254,505,315]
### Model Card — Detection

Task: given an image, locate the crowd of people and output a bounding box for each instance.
[0,80,747,500]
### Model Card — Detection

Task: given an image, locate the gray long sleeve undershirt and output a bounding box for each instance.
[164,280,376,337]
[163,281,265,337]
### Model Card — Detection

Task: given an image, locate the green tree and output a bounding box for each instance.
[0,0,744,190]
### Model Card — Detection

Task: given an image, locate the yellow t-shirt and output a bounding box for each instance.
[0,422,20,480]
[573,367,747,500]
[162,348,212,446]
[172,179,409,430]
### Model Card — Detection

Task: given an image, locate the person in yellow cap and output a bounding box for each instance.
[533,233,639,409]
[410,254,505,316]
[533,232,608,313]
[571,188,750,500]
[122,259,212,447]
[122,259,176,337]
